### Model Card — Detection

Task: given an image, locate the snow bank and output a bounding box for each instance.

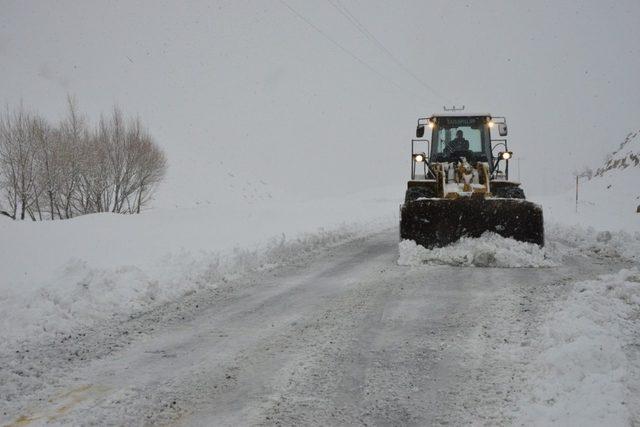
[516,268,640,425]
[397,233,557,268]
[1,225,372,346]
[545,223,640,263]
[0,186,401,347]
[397,222,640,269]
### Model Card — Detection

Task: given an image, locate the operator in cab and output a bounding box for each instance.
[447,130,469,152]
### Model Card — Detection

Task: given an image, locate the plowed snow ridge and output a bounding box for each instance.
[398,232,557,267]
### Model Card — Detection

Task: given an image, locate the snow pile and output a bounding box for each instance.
[0,225,370,346]
[517,268,640,425]
[546,223,640,262]
[0,186,400,347]
[397,233,557,268]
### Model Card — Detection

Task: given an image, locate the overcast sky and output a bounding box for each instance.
[1,0,639,206]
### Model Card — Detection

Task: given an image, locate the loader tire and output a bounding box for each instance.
[494,186,525,199]
[405,186,436,203]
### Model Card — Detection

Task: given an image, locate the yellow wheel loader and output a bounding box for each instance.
[400,113,544,248]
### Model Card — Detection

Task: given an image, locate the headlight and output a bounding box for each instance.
[488,120,494,128]
[414,154,424,163]
[427,120,435,129]
[500,151,512,160]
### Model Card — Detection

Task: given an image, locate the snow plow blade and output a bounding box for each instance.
[400,198,544,248]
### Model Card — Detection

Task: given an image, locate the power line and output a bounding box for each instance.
[278,0,424,103]
[326,0,447,102]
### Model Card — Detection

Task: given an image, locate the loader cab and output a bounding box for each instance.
[428,115,493,168]
[414,113,511,180]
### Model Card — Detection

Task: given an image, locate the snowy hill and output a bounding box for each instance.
[156,161,284,209]
[595,130,640,178]
[535,130,640,232]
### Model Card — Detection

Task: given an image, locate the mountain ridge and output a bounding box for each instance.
[594,130,640,177]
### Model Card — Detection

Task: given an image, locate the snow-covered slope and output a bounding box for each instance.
[595,130,640,178]
[587,129,640,214]
[535,130,640,232]
[0,186,401,347]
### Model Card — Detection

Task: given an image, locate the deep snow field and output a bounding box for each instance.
[0,186,400,347]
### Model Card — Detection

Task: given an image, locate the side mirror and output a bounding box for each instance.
[498,123,508,137]
[416,125,425,138]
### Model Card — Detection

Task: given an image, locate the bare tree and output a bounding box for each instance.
[128,127,167,213]
[30,114,72,220]
[56,96,88,218]
[113,117,166,213]
[76,110,167,215]
[0,99,167,220]
[0,106,39,220]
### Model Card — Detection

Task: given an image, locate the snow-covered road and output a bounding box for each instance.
[2,229,637,426]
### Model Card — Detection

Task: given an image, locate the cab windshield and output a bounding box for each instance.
[431,117,488,162]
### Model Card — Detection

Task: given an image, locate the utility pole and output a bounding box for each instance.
[575,175,579,213]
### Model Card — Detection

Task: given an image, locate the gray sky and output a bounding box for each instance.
[1,0,639,206]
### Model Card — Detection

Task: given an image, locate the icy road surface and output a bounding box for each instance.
[2,229,634,426]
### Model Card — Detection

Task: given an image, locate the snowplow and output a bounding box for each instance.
[400,113,544,248]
